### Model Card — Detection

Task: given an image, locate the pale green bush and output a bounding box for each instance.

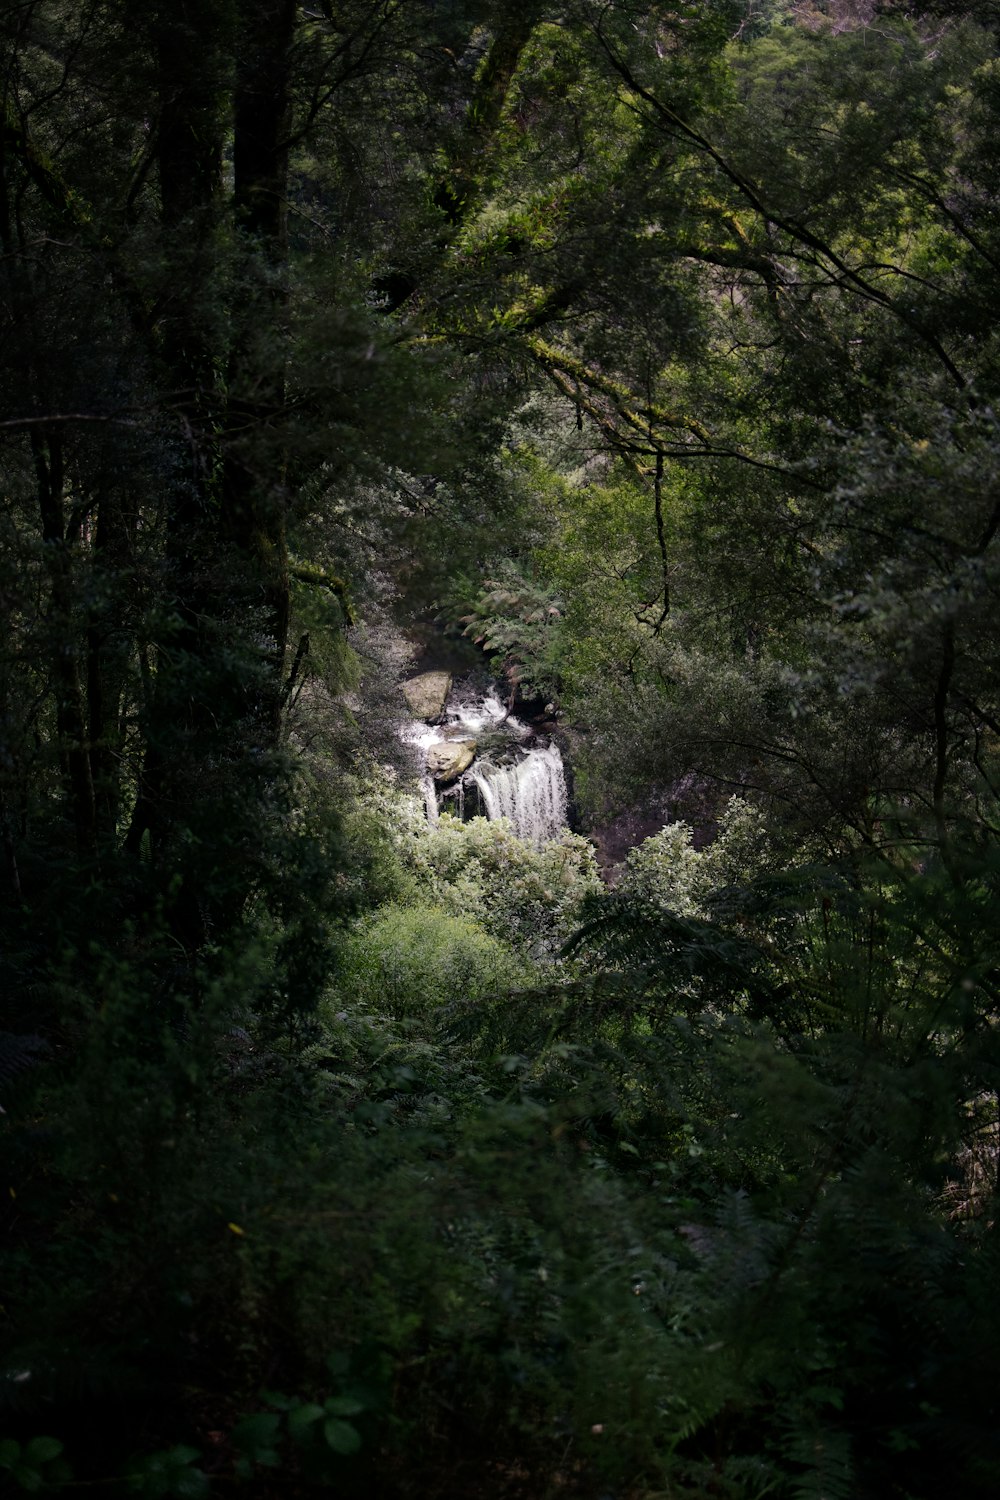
[334,902,531,1015]
[398,813,602,962]
[357,770,603,962]
[620,797,772,917]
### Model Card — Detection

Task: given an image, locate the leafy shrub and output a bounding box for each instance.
[385,798,603,962]
[620,796,773,917]
[333,902,531,1014]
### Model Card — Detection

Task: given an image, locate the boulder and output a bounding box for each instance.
[402,670,452,720]
[426,739,476,783]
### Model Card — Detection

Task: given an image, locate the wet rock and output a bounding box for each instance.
[426,738,477,783]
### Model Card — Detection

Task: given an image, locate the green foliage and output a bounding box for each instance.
[621,822,704,916]
[381,795,603,962]
[529,456,685,693]
[439,558,565,701]
[231,1369,374,1482]
[126,1447,208,1500]
[0,1436,70,1494]
[620,797,774,917]
[6,843,1000,1497]
[230,1411,282,1475]
[333,902,531,1015]
[6,3,1000,1498]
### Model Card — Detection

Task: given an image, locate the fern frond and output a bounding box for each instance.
[563,892,775,1011]
[0,1032,48,1099]
[783,1425,854,1500]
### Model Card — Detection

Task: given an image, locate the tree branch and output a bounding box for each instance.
[596,19,970,393]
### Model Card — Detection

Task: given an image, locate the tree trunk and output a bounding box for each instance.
[223,0,298,730]
[128,2,297,947]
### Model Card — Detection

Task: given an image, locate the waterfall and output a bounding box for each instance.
[469,742,567,845]
[401,678,568,845]
[419,773,440,825]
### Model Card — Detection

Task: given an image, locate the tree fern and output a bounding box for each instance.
[563,890,777,1013]
[437,560,564,700]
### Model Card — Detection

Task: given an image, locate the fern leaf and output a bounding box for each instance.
[785,1426,854,1500]
[563,893,775,1011]
[0,1032,48,1098]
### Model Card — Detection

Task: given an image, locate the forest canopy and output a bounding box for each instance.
[3,2,1000,1497]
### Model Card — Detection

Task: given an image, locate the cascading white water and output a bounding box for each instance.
[469,742,567,845]
[419,773,440,825]
[401,680,568,845]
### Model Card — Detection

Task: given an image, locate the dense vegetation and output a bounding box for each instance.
[3,1,1000,1495]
